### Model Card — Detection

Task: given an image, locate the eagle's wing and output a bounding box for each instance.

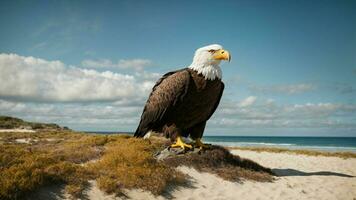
[206,82,224,120]
[134,69,191,137]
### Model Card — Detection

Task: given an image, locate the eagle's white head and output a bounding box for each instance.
[188,44,231,81]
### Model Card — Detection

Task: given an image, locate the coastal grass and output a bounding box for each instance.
[0,131,104,199]
[0,131,186,199]
[0,116,66,130]
[0,130,276,199]
[88,135,186,196]
[229,146,356,159]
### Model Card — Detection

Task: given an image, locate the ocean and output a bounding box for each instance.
[88,132,356,152]
[203,136,356,152]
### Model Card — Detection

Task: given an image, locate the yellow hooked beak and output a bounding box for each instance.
[213,49,231,62]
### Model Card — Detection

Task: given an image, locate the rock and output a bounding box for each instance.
[18,125,32,130]
[155,146,201,161]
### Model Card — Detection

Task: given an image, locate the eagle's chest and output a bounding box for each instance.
[173,77,222,126]
[186,80,221,107]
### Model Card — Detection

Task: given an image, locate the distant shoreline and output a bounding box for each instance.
[2,126,354,153]
[204,135,356,153]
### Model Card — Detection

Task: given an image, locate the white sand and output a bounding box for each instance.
[170,150,356,200]
[31,150,356,200]
[0,129,35,133]
[15,138,33,144]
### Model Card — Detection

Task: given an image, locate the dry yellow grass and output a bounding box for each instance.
[229,146,356,159]
[88,136,186,196]
[0,131,276,199]
[0,144,92,199]
[0,132,185,199]
[0,117,279,199]
[0,131,102,199]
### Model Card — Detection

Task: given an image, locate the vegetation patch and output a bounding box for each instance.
[0,116,68,130]
[163,145,274,182]
[0,144,92,199]
[0,131,104,199]
[0,129,275,199]
[0,132,186,199]
[88,135,186,196]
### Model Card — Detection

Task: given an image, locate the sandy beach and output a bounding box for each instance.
[31,149,356,200]
[0,129,36,133]
[125,150,356,200]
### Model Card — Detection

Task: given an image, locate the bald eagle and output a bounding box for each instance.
[134,44,231,149]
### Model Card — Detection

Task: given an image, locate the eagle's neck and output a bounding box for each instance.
[188,64,222,81]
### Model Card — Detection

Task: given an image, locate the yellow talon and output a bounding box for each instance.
[170,136,192,150]
[195,138,210,149]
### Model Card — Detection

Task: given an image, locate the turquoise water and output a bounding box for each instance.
[203,136,356,152]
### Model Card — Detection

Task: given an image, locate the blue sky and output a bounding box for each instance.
[0,0,355,136]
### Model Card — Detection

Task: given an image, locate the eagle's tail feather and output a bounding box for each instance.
[134,125,148,137]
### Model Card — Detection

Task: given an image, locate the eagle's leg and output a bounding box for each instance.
[194,138,210,149]
[170,136,192,150]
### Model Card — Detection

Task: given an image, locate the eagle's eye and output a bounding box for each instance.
[208,49,216,53]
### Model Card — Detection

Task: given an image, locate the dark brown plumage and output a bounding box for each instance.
[134,68,224,141]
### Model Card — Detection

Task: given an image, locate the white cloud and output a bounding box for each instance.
[81,58,152,71]
[0,99,142,131]
[238,96,257,107]
[284,103,356,118]
[0,53,155,102]
[211,97,356,129]
[249,83,315,95]
[0,53,355,134]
